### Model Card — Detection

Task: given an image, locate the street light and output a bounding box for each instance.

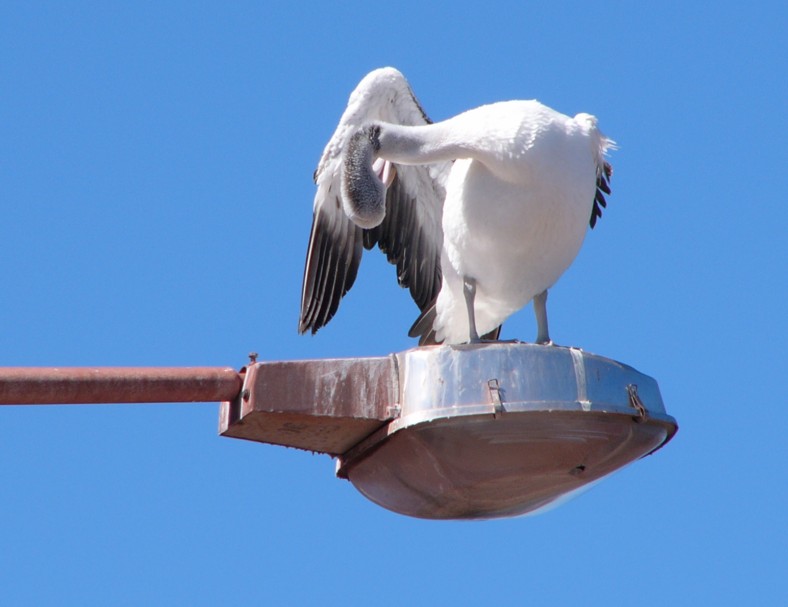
[220,342,677,519]
[0,343,676,519]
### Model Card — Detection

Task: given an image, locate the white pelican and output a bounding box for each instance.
[299,67,613,345]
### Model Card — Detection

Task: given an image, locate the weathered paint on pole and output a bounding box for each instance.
[219,357,397,455]
[0,367,243,405]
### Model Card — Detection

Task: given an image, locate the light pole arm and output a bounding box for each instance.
[0,367,243,405]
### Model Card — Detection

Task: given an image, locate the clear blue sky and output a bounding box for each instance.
[1,2,785,605]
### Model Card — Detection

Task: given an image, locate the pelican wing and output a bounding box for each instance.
[298,68,447,335]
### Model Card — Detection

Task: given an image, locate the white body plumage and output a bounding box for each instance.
[428,101,607,343]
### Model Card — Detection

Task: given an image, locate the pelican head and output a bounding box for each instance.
[342,124,396,229]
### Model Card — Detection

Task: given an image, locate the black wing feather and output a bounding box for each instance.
[299,173,442,335]
[590,162,613,229]
[298,201,364,334]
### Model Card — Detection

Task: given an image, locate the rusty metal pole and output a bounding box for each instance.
[0,367,243,405]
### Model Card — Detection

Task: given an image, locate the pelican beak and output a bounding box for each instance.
[372,158,397,189]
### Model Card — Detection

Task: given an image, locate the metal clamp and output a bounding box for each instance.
[627,384,648,421]
[488,378,504,418]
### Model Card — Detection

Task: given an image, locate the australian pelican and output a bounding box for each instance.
[299,67,613,345]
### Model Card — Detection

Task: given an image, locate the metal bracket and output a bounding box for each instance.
[385,404,402,419]
[488,378,504,418]
[627,383,648,421]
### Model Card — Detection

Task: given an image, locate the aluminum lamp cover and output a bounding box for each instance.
[335,344,677,520]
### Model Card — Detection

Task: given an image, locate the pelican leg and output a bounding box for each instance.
[463,277,481,343]
[533,289,552,345]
